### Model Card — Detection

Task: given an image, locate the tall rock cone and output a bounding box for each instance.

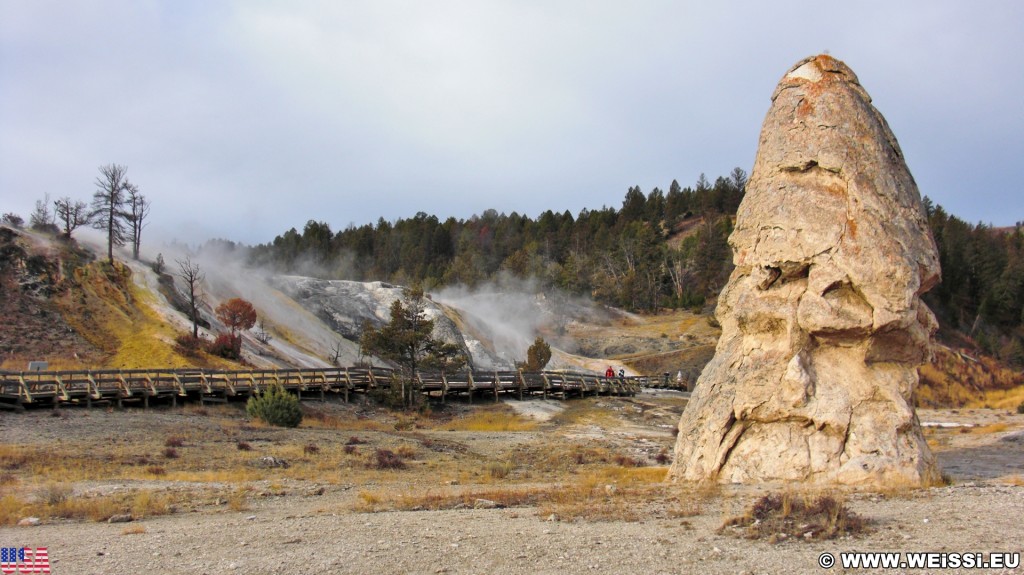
[668,55,942,487]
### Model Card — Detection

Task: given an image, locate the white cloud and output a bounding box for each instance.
[1,1,1022,244]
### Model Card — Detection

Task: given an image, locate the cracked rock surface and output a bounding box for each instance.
[669,55,942,487]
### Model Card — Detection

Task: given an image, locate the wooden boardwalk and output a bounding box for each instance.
[0,366,681,410]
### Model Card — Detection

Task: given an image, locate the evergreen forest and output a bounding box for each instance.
[242,170,1024,367]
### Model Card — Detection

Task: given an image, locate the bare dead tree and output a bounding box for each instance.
[125,182,150,260]
[29,193,56,232]
[91,164,130,263]
[53,197,91,239]
[254,319,272,345]
[176,256,205,339]
[330,340,344,366]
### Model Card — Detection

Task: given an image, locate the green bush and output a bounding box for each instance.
[246,385,303,428]
[1017,402,1024,415]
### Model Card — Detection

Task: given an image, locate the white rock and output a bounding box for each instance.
[669,54,941,488]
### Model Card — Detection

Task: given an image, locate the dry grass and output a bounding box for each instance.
[440,404,539,432]
[55,261,243,370]
[300,406,392,432]
[487,461,515,479]
[354,486,547,513]
[549,399,620,428]
[227,488,251,512]
[0,487,177,526]
[720,491,868,542]
[971,386,1024,411]
[919,347,1024,409]
[971,422,1010,434]
[122,524,147,535]
[351,466,672,522]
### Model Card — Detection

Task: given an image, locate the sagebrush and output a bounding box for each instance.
[246,384,303,428]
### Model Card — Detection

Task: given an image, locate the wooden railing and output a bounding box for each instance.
[0,366,682,409]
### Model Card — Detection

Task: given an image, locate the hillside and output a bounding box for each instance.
[2,223,1021,410]
[0,227,243,371]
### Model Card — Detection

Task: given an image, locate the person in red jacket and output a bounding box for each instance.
[605,366,614,378]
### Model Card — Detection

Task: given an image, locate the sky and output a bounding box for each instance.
[1,1,1022,246]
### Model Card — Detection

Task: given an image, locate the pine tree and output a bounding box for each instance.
[525,337,552,371]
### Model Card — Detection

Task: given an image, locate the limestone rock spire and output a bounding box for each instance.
[668,55,941,486]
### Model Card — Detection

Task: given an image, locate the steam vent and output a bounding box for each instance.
[668,55,942,486]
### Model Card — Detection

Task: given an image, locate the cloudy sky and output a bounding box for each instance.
[2,1,1022,246]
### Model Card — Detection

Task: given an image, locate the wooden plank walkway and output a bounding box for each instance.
[0,366,676,410]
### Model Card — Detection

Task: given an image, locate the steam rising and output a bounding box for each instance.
[80,231,610,372]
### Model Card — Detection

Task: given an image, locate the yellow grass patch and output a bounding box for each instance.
[0,487,177,526]
[351,466,674,522]
[971,422,1010,434]
[442,405,539,432]
[970,385,1024,411]
[53,261,243,370]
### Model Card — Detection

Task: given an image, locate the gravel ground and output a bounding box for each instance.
[4,483,1021,575]
[2,401,1022,575]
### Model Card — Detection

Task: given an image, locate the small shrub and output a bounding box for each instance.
[207,333,241,359]
[343,445,357,455]
[2,212,24,228]
[1017,402,1024,415]
[38,482,72,506]
[488,461,514,479]
[174,334,204,358]
[162,447,179,459]
[246,385,303,428]
[236,441,252,451]
[131,491,171,518]
[613,454,642,467]
[145,465,166,476]
[164,436,185,448]
[721,492,867,541]
[303,443,320,455]
[394,445,416,459]
[346,436,365,445]
[228,490,250,512]
[371,449,406,470]
[655,450,671,465]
